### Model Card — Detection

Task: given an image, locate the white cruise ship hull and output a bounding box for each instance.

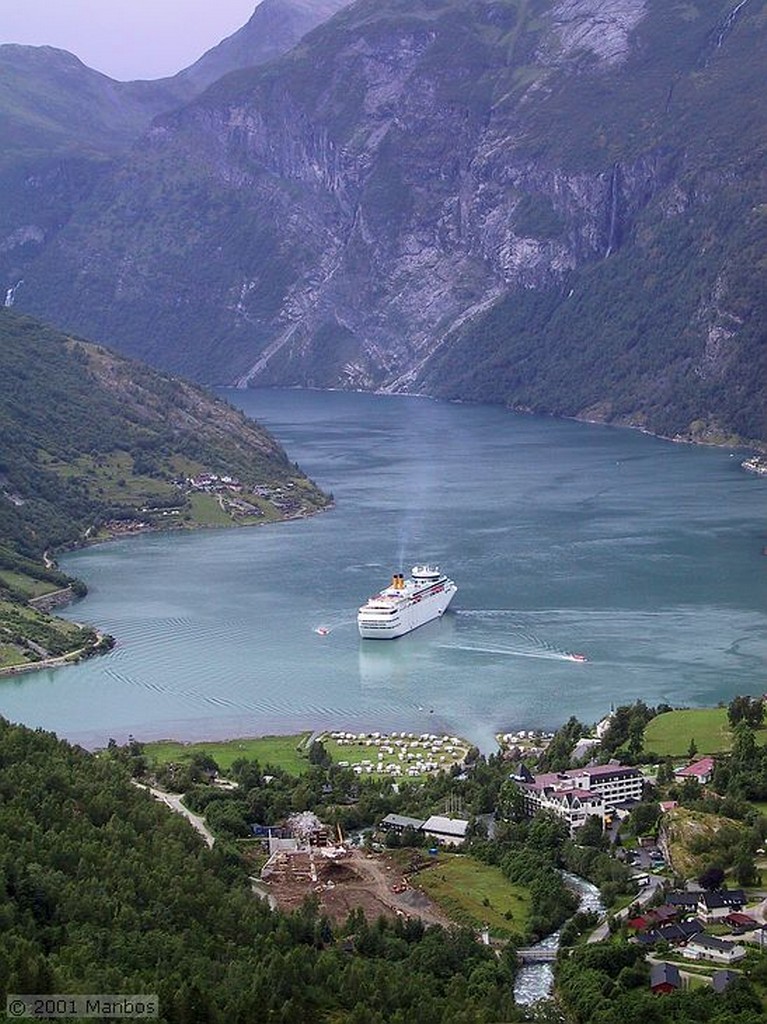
[357,567,457,640]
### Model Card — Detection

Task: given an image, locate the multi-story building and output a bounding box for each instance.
[513,760,643,832]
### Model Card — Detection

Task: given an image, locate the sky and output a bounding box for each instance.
[2,0,260,81]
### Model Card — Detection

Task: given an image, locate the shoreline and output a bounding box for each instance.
[0,629,113,679]
[1,499,334,680]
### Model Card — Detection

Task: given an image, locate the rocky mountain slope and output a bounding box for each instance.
[13,0,767,443]
[0,0,352,309]
[173,0,353,94]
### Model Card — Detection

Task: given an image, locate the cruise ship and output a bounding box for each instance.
[357,565,457,639]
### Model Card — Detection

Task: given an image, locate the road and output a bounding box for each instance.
[135,782,216,848]
[588,872,664,943]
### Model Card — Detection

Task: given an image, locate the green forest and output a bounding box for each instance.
[0,718,520,1024]
[4,705,767,1020]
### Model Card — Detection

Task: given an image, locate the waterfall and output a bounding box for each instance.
[716,0,751,49]
[4,280,23,307]
[604,164,620,259]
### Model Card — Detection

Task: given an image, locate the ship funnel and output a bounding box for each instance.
[392,574,398,589]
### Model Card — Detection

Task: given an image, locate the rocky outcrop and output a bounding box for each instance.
[537,0,647,69]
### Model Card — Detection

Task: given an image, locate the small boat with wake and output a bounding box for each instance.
[315,626,330,636]
[567,652,588,662]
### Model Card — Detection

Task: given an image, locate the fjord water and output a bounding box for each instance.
[2,390,765,751]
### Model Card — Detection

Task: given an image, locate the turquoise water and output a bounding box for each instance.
[1,390,765,751]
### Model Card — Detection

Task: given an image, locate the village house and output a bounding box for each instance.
[667,890,703,911]
[674,756,715,785]
[634,919,704,948]
[379,814,425,835]
[712,970,741,993]
[697,889,746,923]
[682,934,747,965]
[421,815,469,847]
[649,962,681,995]
[377,813,469,846]
[725,911,759,933]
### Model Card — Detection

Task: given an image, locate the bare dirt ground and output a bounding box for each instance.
[264,848,451,927]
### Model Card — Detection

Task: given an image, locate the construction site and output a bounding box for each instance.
[259,812,450,926]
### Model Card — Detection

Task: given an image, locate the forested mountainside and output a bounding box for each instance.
[0,309,327,561]
[0,0,351,308]
[0,717,517,1022]
[14,0,765,444]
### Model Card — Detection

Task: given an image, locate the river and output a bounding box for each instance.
[0,389,765,750]
[513,873,604,1005]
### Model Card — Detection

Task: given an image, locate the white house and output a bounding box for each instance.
[697,890,746,924]
[674,756,715,785]
[682,934,747,964]
[514,760,642,832]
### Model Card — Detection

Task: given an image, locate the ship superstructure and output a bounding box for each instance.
[357,565,457,639]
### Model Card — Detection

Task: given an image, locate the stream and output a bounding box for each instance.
[513,873,604,1006]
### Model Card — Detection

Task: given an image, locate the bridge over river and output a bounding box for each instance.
[516,948,558,964]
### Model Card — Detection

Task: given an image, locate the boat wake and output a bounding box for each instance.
[312,614,356,635]
[450,609,588,663]
[104,665,407,726]
[439,642,578,661]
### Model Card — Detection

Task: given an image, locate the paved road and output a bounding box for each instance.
[588,872,664,943]
[135,783,216,848]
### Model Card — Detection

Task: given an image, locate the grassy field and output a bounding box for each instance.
[414,853,530,939]
[186,492,234,527]
[46,450,180,506]
[143,733,313,774]
[644,708,767,756]
[0,643,35,668]
[0,570,60,599]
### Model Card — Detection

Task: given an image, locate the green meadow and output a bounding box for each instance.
[415,853,530,939]
[143,733,313,774]
[644,708,767,757]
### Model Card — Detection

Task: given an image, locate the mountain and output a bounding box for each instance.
[0,45,187,160]
[0,44,183,304]
[0,308,328,560]
[173,0,353,94]
[0,1,353,310]
[12,0,767,444]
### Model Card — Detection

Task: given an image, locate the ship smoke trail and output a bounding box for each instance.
[395,398,439,569]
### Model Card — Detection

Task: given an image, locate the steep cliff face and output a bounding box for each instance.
[16,0,767,441]
[0,1,353,313]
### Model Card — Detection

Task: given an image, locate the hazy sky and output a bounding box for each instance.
[3,0,260,81]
